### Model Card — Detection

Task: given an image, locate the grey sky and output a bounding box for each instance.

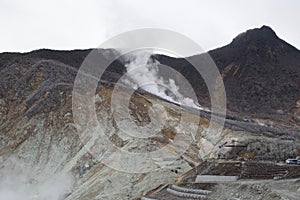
[1,0,299,53]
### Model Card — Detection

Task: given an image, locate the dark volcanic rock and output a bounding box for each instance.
[209,26,300,117]
[0,26,299,123]
[156,26,300,121]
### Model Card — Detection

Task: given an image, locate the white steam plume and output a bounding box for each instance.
[0,157,74,200]
[121,50,203,109]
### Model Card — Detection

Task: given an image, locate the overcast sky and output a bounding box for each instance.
[1,0,299,53]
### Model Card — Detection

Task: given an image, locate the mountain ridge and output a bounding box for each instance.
[0,26,299,200]
[0,25,299,123]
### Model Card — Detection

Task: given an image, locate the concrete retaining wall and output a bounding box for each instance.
[195,175,239,183]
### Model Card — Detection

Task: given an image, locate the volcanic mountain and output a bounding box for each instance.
[0,26,299,200]
[209,25,300,119]
[154,25,300,123]
[1,26,299,123]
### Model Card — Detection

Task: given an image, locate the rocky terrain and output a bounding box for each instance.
[0,26,299,200]
[155,26,300,123]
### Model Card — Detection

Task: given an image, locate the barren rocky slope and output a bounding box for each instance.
[0,26,299,200]
[155,26,300,123]
[0,56,299,199]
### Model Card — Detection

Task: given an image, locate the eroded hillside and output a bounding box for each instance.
[0,53,299,199]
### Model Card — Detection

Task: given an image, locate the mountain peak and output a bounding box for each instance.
[231,25,279,47]
[247,25,277,38]
[258,25,276,34]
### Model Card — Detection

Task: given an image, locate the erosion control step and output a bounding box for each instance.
[166,184,212,199]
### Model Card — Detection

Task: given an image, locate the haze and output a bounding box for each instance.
[1,0,299,53]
